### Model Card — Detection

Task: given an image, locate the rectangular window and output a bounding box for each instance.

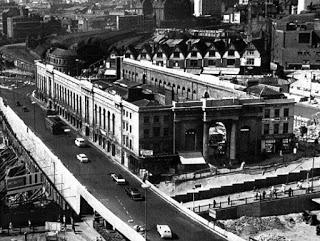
[283,123,289,133]
[228,50,235,56]
[144,129,149,138]
[264,124,269,135]
[129,139,132,149]
[173,52,180,58]
[246,58,254,65]
[125,53,130,58]
[191,51,197,57]
[141,53,146,58]
[130,113,132,119]
[164,115,170,122]
[122,121,125,129]
[274,123,279,134]
[208,59,215,66]
[164,128,169,136]
[227,59,235,66]
[284,108,289,117]
[298,32,310,43]
[144,116,149,123]
[274,109,280,118]
[157,52,162,58]
[209,50,215,57]
[130,125,132,133]
[190,60,198,67]
[154,116,159,123]
[126,122,128,131]
[153,127,160,137]
[264,109,270,118]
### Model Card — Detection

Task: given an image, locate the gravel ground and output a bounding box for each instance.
[222,211,320,241]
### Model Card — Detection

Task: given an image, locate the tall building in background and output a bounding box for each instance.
[297,0,320,14]
[193,0,238,18]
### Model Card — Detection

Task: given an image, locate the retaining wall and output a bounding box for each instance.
[212,192,320,220]
[174,169,320,203]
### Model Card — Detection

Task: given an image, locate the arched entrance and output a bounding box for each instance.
[207,122,227,164]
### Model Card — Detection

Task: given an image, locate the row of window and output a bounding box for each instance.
[143,115,170,124]
[123,121,132,133]
[143,127,170,138]
[264,123,289,135]
[264,108,289,118]
[94,104,116,134]
[54,82,82,115]
[131,49,253,59]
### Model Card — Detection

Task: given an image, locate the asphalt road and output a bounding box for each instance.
[0,85,227,241]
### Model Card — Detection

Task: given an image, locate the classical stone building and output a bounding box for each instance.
[35,58,295,175]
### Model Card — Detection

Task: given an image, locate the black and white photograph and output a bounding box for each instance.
[0,0,320,241]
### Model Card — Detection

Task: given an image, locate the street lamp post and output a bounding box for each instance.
[141,182,151,240]
[31,101,36,131]
[191,184,201,211]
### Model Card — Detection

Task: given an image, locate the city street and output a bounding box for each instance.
[0,85,227,241]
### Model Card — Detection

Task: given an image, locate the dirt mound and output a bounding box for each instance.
[256,233,290,241]
[223,216,286,236]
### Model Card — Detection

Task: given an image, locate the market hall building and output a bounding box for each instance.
[35,58,295,175]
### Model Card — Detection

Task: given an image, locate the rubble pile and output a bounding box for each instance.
[255,233,290,241]
[223,216,285,236]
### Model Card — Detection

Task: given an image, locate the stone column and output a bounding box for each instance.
[229,121,237,164]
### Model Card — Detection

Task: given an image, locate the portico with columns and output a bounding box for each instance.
[173,98,264,165]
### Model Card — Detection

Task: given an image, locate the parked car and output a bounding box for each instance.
[22,106,29,112]
[157,224,172,239]
[75,138,87,147]
[124,187,143,201]
[77,153,88,163]
[110,173,126,184]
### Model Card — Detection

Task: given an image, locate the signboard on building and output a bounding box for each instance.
[140,149,153,156]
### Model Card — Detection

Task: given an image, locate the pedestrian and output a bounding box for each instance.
[255,191,259,200]
[8,222,12,234]
[288,187,292,197]
[227,196,231,205]
[274,189,277,198]
[262,190,266,199]
[213,200,216,208]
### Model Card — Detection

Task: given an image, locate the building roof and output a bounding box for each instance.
[245,84,285,99]
[131,98,161,107]
[48,48,77,57]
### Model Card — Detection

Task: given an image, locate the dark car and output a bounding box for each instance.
[124,187,143,201]
[22,106,29,112]
[16,101,22,107]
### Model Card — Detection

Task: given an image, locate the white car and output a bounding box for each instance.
[77,153,89,163]
[110,173,126,184]
[75,138,87,147]
[157,224,172,239]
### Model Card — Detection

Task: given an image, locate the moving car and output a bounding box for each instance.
[75,138,87,147]
[77,153,89,163]
[124,187,143,201]
[156,224,172,239]
[110,173,126,184]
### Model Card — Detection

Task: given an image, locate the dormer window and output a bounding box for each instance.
[191,51,197,57]
[157,52,163,58]
[209,50,215,57]
[173,52,180,58]
[125,53,130,58]
[141,53,146,58]
[228,50,235,56]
